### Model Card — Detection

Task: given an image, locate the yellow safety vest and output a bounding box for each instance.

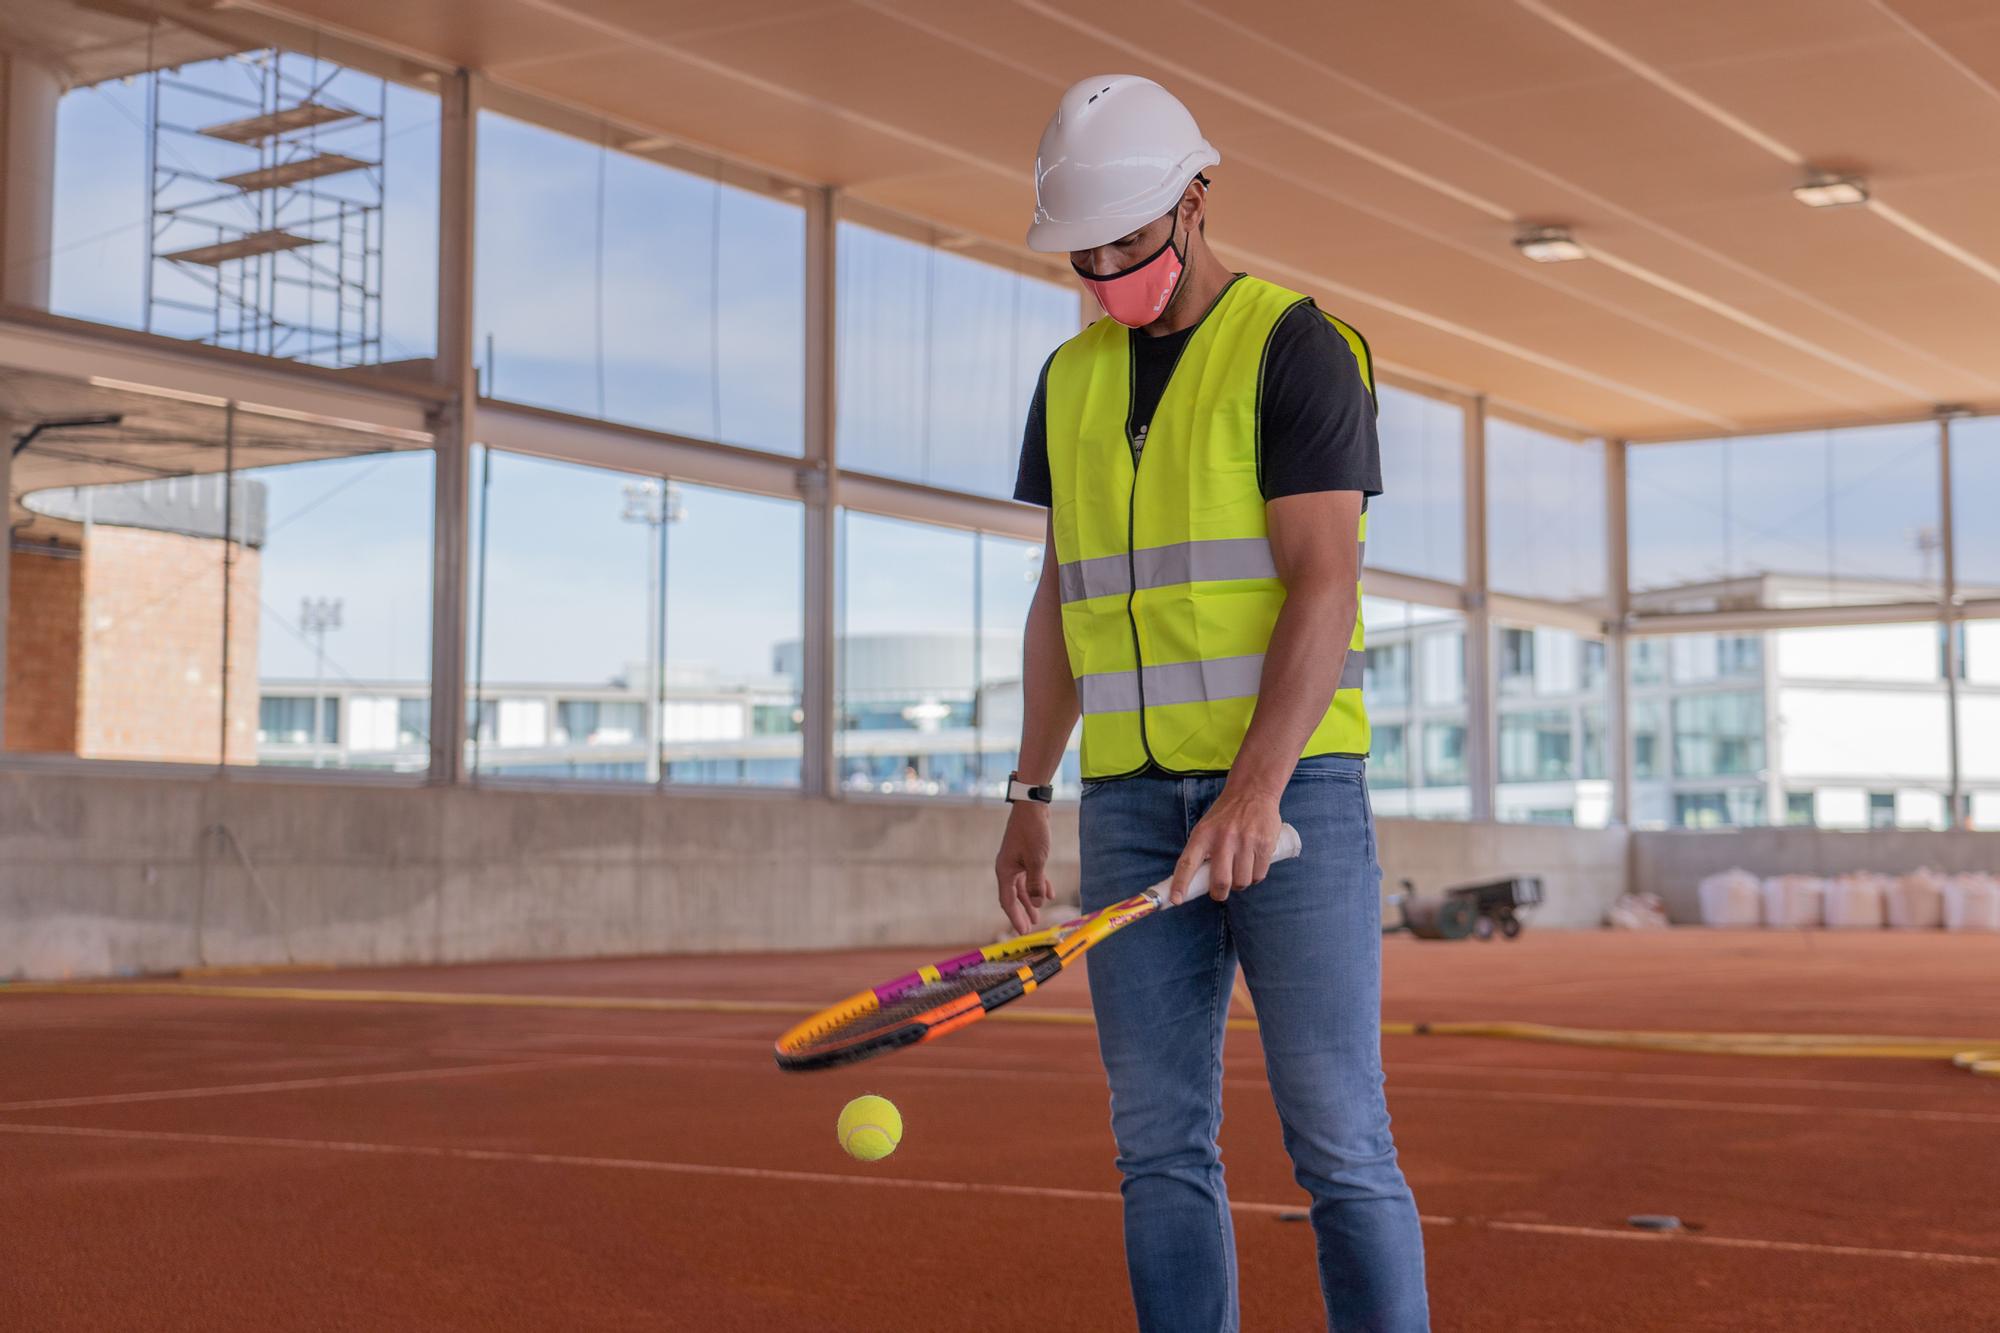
[1045,274,1373,780]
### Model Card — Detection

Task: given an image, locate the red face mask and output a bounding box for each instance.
[1073,219,1186,328]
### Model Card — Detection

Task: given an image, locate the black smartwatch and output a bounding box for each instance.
[1005,771,1054,805]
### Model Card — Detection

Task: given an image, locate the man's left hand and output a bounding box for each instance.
[1169,785,1286,905]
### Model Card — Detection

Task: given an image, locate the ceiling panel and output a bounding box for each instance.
[1524,0,1894,68]
[28,0,2000,437]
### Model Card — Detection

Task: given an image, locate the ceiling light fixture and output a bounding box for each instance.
[1792,172,1869,209]
[1513,226,1587,263]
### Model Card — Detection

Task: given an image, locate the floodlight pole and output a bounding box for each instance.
[622,479,682,784]
[301,597,343,768]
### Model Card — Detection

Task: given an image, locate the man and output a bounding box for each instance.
[992,75,1430,1332]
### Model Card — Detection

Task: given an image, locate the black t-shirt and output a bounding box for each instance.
[1013,297,1382,508]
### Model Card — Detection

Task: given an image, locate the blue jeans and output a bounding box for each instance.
[1079,755,1429,1333]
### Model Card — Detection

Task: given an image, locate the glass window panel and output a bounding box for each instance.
[1369,385,1464,583]
[664,485,803,788]
[838,512,977,796]
[51,48,438,364]
[1952,417,2000,595]
[1775,623,1939,684]
[1371,723,1409,786]
[1628,422,1941,611]
[6,381,231,762]
[1581,706,1607,781]
[1499,709,1572,782]
[975,533,1081,799]
[1965,622,2000,828]
[1422,723,1468,789]
[836,221,1077,498]
[1674,789,1763,829]
[1493,622,1609,826]
[1363,597,1468,819]
[476,111,803,453]
[1486,420,1605,607]
[1632,624,1958,829]
[1673,691,1765,778]
[467,449,658,782]
[1631,700,1666,781]
[240,439,434,772]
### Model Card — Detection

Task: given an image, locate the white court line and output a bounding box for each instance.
[0,1121,1992,1269]
[1376,1061,1965,1097]
[1384,1083,2000,1127]
[0,1059,593,1112]
[1479,1220,2000,1267]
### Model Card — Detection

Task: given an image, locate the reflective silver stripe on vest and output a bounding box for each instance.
[1077,649,1367,715]
[1061,537,1369,605]
[1059,537,1279,605]
[1059,551,1132,604]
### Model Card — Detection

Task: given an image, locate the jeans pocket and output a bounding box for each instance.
[1288,760,1364,785]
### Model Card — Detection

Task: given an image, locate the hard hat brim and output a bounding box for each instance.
[1025,213,1151,254]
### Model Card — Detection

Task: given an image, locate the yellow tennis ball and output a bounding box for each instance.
[837,1094,903,1163]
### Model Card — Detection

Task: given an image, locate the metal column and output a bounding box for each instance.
[427,70,478,785]
[1463,394,1495,821]
[801,187,839,798]
[1605,439,1631,827]
[1940,415,1962,830]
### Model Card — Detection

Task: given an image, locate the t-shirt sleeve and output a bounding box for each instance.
[1012,350,1058,508]
[1258,302,1383,503]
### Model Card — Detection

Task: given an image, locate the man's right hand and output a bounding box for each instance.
[994,801,1055,935]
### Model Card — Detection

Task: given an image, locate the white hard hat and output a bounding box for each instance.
[1026,75,1220,253]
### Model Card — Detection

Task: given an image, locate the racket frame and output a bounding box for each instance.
[772,890,1161,1071]
[772,823,1300,1072]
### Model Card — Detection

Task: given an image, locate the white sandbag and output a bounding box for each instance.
[1606,892,1670,931]
[1822,873,1887,929]
[1942,874,2000,932]
[1697,869,1762,927]
[1761,874,1827,929]
[1886,869,1946,930]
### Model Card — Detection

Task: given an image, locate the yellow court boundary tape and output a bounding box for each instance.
[4,981,1996,1077]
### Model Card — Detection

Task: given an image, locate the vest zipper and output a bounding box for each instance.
[1121,277,1242,778]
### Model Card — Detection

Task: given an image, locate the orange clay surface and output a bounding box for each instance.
[3,929,1998,1331]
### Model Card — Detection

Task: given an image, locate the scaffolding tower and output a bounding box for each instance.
[145,49,385,367]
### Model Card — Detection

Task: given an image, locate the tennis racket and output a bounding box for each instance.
[773,822,1302,1072]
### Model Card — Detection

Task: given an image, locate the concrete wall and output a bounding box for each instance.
[0,770,1640,980]
[1632,828,2000,922]
[0,770,1085,979]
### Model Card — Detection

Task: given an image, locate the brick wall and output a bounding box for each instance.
[4,543,82,752]
[74,526,260,763]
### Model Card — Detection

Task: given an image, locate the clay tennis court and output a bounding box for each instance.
[4,930,1996,1332]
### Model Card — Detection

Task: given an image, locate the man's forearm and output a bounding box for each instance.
[1016,566,1080,785]
[1227,580,1357,799]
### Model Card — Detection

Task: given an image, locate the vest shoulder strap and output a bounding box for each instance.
[1229,276,1377,418]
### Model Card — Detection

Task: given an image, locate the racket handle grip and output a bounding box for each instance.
[1153,822,1303,909]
